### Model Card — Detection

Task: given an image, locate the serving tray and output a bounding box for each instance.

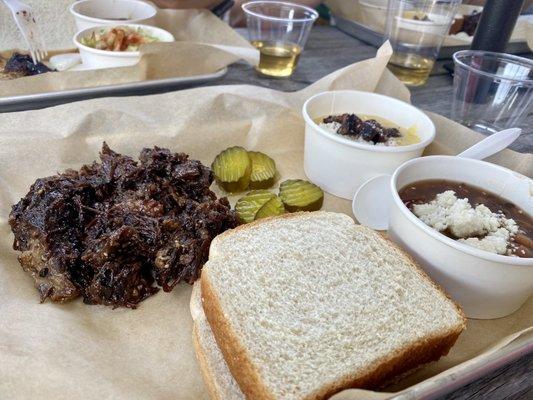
[0,47,531,400]
[332,15,531,60]
[390,331,532,399]
[0,67,227,113]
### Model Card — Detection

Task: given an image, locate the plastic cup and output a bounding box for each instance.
[451,50,533,135]
[385,0,460,86]
[242,1,318,78]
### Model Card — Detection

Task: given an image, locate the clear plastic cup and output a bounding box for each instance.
[385,0,461,86]
[451,51,533,135]
[242,1,318,78]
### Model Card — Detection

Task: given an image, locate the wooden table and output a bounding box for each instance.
[209,26,532,400]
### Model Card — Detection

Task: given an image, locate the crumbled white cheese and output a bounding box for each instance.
[412,190,518,255]
[459,228,511,255]
[321,121,341,132]
[319,122,400,147]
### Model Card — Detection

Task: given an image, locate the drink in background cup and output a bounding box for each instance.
[388,52,435,85]
[251,41,302,77]
[242,1,318,78]
[385,0,460,86]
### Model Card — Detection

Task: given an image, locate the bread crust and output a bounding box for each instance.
[202,271,277,400]
[304,329,463,400]
[202,212,467,400]
[192,324,224,400]
[201,276,463,400]
[197,284,462,400]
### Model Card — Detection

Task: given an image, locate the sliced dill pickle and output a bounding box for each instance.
[279,179,324,212]
[255,196,285,220]
[212,146,251,193]
[235,190,275,223]
[249,151,277,190]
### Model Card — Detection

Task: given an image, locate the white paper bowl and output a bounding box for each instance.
[70,0,157,31]
[302,90,435,200]
[358,0,388,32]
[389,155,533,319]
[73,24,174,69]
[394,13,451,46]
[396,13,450,35]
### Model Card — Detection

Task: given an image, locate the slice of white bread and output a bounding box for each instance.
[200,212,466,400]
[191,282,245,400]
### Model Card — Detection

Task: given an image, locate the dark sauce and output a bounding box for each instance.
[399,179,533,258]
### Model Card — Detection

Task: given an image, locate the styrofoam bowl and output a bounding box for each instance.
[358,0,388,32]
[396,13,451,35]
[73,24,174,69]
[389,155,533,319]
[302,90,435,200]
[70,0,157,31]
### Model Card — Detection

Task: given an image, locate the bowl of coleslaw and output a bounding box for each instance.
[74,24,175,69]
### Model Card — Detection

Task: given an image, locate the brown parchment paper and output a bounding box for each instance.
[0,43,531,400]
[0,9,258,97]
[0,0,77,51]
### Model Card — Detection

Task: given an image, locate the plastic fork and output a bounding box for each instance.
[2,0,47,63]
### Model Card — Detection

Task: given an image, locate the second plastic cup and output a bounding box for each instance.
[385,0,460,86]
[451,50,533,135]
[242,1,318,78]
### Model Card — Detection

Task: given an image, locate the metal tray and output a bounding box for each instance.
[333,15,531,60]
[392,331,532,399]
[0,68,227,113]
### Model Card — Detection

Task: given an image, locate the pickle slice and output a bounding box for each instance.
[235,190,275,223]
[249,151,277,190]
[211,146,251,193]
[255,196,285,220]
[279,179,324,212]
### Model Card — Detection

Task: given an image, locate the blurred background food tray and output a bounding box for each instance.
[0,67,227,113]
[332,15,531,60]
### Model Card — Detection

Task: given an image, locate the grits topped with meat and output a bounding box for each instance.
[317,113,420,146]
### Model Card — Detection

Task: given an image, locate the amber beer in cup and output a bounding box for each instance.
[385,0,460,86]
[242,1,318,78]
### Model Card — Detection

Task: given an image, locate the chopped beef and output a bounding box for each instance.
[323,113,401,144]
[9,143,237,308]
[324,113,362,136]
[4,53,54,76]
[360,120,386,143]
[462,11,481,36]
